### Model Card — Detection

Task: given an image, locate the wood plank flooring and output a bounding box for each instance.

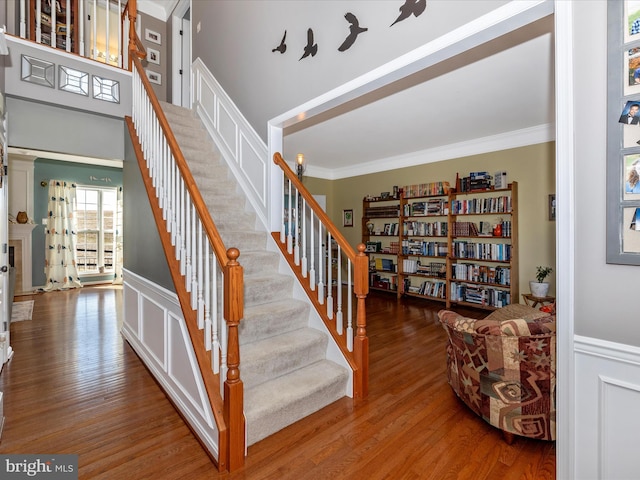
[0,286,555,479]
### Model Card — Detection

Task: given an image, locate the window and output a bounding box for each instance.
[75,186,117,275]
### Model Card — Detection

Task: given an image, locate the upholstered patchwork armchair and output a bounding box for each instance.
[438,304,556,442]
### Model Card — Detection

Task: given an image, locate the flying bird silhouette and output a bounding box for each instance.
[338,12,368,52]
[271,30,287,54]
[299,28,318,60]
[390,0,427,27]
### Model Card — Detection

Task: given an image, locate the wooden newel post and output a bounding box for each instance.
[127,0,137,70]
[223,248,245,471]
[353,243,369,399]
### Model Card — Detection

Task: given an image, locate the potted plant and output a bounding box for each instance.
[530,266,552,297]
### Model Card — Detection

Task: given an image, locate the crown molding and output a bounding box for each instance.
[137,0,180,22]
[306,123,555,180]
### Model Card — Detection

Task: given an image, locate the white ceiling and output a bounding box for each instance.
[281,13,555,180]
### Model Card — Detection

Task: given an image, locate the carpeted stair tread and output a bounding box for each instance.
[243,273,293,307]
[237,250,279,276]
[244,360,349,445]
[218,230,267,252]
[241,328,328,389]
[240,299,309,345]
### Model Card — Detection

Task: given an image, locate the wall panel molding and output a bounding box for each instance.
[574,335,640,480]
[121,269,219,460]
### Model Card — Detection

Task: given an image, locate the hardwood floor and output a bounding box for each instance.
[0,286,555,479]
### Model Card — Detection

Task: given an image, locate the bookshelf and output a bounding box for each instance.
[398,190,449,302]
[362,195,400,293]
[446,181,518,310]
[361,180,519,310]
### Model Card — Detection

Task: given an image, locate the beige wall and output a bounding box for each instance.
[304,142,556,298]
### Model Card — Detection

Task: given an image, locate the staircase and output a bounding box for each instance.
[159,101,349,445]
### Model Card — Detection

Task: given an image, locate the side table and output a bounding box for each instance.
[521,293,555,309]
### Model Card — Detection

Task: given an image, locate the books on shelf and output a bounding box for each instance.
[451,241,512,261]
[364,205,400,218]
[402,239,448,257]
[403,181,450,197]
[451,196,512,214]
[403,221,448,237]
[451,263,511,285]
[449,282,511,308]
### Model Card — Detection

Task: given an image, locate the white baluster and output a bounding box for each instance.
[301,198,307,277]
[286,179,293,254]
[294,188,300,266]
[19,0,26,38]
[35,0,41,43]
[326,232,334,319]
[65,0,71,53]
[317,222,324,304]
[191,210,199,310]
[204,242,212,352]
[197,220,204,323]
[280,173,286,244]
[336,245,343,334]
[309,210,316,291]
[211,253,220,373]
[347,261,353,351]
[92,0,97,60]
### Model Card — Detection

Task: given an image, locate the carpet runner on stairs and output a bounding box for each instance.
[159,101,349,445]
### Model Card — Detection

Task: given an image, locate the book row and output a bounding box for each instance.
[450,263,511,286]
[404,278,446,298]
[403,181,451,198]
[449,282,512,308]
[403,198,447,216]
[402,240,448,257]
[451,241,512,261]
[450,196,512,215]
[404,221,448,237]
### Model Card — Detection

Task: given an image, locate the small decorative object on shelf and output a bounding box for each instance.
[16,211,28,224]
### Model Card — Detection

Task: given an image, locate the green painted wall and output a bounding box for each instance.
[301,142,556,297]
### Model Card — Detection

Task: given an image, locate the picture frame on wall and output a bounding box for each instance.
[548,194,556,221]
[145,28,162,45]
[147,48,160,65]
[146,70,162,85]
[343,209,353,227]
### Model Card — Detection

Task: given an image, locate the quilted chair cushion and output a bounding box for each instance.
[438,308,556,441]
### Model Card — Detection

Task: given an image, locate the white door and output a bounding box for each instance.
[171,1,191,107]
[181,17,191,107]
[0,112,11,367]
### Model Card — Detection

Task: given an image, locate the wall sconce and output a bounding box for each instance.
[296,153,306,181]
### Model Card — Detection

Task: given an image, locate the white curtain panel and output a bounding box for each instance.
[43,180,83,291]
[112,185,123,285]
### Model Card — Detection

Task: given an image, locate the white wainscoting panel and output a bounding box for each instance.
[574,335,640,480]
[122,269,219,459]
[218,103,238,159]
[192,58,270,230]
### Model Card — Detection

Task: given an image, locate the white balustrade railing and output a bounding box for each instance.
[18,0,126,68]
[279,172,359,353]
[131,64,228,383]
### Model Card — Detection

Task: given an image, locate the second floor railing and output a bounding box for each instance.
[16,0,128,68]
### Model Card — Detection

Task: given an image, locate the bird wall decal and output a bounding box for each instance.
[390,0,427,27]
[272,30,287,54]
[338,12,368,52]
[299,28,318,60]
